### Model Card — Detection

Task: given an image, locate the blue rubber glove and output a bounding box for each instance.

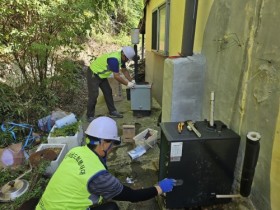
[158,178,175,193]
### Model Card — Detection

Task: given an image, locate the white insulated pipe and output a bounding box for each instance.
[216,194,241,198]
[247,131,261,141]
[210,91,215,127]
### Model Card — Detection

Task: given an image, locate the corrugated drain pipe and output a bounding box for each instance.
[181,0,198,57]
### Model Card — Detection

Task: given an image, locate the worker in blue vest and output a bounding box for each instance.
[36,116,175,210]
[86,46,136,122]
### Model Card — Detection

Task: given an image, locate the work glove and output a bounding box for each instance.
[127,81,135,88]
[158,178,175,193]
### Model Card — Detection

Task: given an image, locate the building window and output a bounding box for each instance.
[152,1,170,55]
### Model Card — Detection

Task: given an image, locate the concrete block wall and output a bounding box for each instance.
[162,54,206,122]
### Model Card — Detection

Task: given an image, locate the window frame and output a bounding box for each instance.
[151,0,170,56]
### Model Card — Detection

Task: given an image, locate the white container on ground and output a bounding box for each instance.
[55,113,77,128]
[36,143,67,175]
[133,128,158,150]
[48,124,83,152]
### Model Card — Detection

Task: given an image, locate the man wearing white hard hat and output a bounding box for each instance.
[36,117,175,210]
[86,46,136,122]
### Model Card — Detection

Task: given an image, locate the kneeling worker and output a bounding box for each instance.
[36,116,175,210]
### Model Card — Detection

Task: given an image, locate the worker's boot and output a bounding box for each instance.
[109,111,123,118]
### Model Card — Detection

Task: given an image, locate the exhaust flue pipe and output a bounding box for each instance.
[240,131,261,197]
[214,131,261,199]
[181,0,198,56]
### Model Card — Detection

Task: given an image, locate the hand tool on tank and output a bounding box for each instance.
[173,179,184,186]
[177,122,184,134]
[186,120,201,138]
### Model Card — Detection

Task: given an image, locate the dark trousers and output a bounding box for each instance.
[90,202,119,210]
[86,68,116,118]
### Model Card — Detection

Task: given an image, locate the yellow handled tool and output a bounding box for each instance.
[177,122,184,134]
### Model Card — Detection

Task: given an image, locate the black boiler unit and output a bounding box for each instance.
[159,120,240,209]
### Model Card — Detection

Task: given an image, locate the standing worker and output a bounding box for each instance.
[36,116,175,210]
[87,46,136,122]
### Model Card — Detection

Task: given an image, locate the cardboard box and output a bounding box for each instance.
[133,128,158,149]
[36,143,67,174]
[122,125,136,143]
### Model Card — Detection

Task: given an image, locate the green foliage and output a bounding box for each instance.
[12,161,51,209]
[0,161,51,210]
[0,82,23,121]
[0,123,31,148]
[51,121,80,137]
[0,165,27,187]
[0,0,144,124]
[0,81,58,124]
[113,0,144,34]
[92,30,131,46]
[0,59,84,125]
[0,0,119,86]
[50,59,82,98]
[0,130,14,148]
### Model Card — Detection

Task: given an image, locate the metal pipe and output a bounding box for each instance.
[209,91,215,127]
[216,194,241,198]
[141,34,145,59]
[181,0,198,56]
[134,44,138,83]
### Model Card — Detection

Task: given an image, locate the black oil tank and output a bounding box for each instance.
[159,120,240,209]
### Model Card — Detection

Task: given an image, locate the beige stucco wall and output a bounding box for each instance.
[145,0,185,54]
[145,0,165,104]
[201,1,280,210]
[271,108,280,210]
[193,0,214,53]
[145,0,165,52]
[145,0,212,104]
[145,0,186,104]
[145,50,165,104]
[168,0,185,55]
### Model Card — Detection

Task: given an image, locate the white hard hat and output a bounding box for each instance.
[122,46,135,60]
[85,116,120,143]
